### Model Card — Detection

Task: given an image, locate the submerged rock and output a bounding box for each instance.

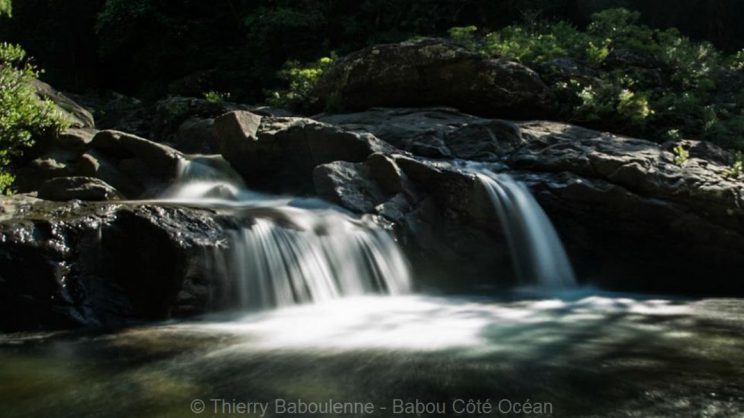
[313,38,554,118]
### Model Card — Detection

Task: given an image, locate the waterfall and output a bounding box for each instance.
[165,156,412,309]
[474,170,576,288]
[207,213,412,308]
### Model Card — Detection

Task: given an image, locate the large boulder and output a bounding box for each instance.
[214,110,392,193]
[0,196,229,331]
[313,38,554,118]
[83,130,185,197]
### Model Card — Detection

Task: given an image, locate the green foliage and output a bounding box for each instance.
[722,152,743,179]
[203,91,230,105]
[448,26,478,50]
[0,42,68,193]
[673,144,689,167]
[483,21,591,64]
[0,0,11,17]
[450,8,744,150]
[267,55,335,111]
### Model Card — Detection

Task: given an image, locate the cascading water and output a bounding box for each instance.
[162,156,412,309]
[472,168,576,288]
[160,155,573,309]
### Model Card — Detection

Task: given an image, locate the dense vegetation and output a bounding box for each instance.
[0,6,68,193]
[273,9,744,152]
[3,0,744,101]
[450,9,744,150]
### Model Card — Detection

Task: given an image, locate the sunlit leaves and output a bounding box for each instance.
[0,43,68,193]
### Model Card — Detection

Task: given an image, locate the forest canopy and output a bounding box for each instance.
[3,0,744,102]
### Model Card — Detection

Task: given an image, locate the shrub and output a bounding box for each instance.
[448,26,478,51]
[203,91,230,105]
[267,55,335,112]
[673,144,689,167]
[484,22,591,64]
[722,152,743,179]
[451,8,744,150]
[0,42,68,193]
[0,0,10,17]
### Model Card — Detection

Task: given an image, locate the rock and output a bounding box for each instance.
[88,130,184,196]
[314,152,514,287]
[65,93,293,152]
[172,117,219,154]
[150,96,291,149]
[314,108,744,294]
[318,107,524,159]
[12,147,80,192]
[31,79,95,128]
[57,128,97,151]
[13,127,100,192]
[508,121,744,229]
[0,198,229,331]
[314,161,388,213]
[38,176,122,201]
[313,38,554,118]
[75,150,140,197]
[214,111,392,193]
[14,123,187,198]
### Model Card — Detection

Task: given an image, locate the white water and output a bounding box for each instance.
[157,156,576,309]
[473,169,577,288]
[165,291,693,352]
[162,156,412,309]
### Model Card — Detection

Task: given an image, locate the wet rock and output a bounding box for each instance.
[316,108,744,294]
[0,198,228,331]
[313,38,554,118]
[314,152,513,287]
